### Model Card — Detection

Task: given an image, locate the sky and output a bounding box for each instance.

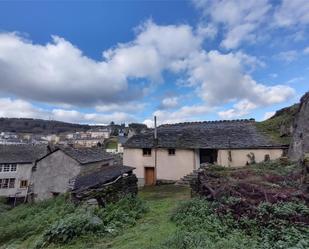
[0,0,308,126]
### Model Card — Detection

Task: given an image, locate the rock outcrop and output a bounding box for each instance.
[289,92,309,160]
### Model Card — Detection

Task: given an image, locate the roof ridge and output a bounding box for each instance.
[159,118,255,127]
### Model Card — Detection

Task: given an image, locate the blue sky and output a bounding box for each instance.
[0,0,308,126]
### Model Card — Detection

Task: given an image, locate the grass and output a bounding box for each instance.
[0,185,190,249]
[255,103,298,144]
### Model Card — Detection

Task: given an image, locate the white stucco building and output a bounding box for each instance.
[123,120,287,185]
[0,144,48,200]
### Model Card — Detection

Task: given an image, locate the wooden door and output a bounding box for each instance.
[145,167,155,185]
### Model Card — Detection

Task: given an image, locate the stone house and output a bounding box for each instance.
[31,146,115,201]
[123,120,287,185]
[0,144,48,200]
[71,165,136,206]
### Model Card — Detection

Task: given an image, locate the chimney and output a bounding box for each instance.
[154,116,157,140]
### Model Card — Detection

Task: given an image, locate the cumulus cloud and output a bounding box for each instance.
[148,105,212,125]
[184,50,294,107]
[0,21,201,107]
[304,46,309,54]
[218,100,257,119]
[0,19,296,123]
[274,0,309,27]
[0,98,47,119]
[0,97,134,124]
[193,0,271,49]
[159,97,179,109]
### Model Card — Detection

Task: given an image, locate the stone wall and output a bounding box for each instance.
[71,174,138,206]
[289,92,309,160]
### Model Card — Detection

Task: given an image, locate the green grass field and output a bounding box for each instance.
[1,185,190,249]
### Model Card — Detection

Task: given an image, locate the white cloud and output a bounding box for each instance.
[0,19,297,124]
[152,105,212,124]
[196,24,218,40]
[193,0,271,49]
[159,97,179,109]
[0,98,47,119]
[0,21,202,107]
[52,109,134,124]
[277,50,299,63]
[0,97,134,124]
[287,76,305,84]
[274,0,309,27]
[263,111,275,120]
[185,50,294,106]
[218,100,257,119]
[304,46,309,54]
[95,102,145,113]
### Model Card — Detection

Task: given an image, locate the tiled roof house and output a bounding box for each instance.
[123,120,287,185]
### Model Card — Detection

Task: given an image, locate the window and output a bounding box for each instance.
[168,148,176,155]
[142,148,152,156]
[20,180,28,188]
[0,178,16,189]
[0,164,17,172]
[2,179,9,188]
[10,164,17,172]
[3,165,10,172]
[9,178,15,188]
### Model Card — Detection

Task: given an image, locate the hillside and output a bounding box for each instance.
[0,118,90,134]
[256,104,299,144]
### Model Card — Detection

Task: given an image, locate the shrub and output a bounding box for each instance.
[0,195,148,248]
[0,196,75,243]
[154,198,309,249]
[37,210,102,247]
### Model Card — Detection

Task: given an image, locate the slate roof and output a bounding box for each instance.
[73,165,135,191]
[124,120,286,149]
[0,144,49,164]
[59,146,114,165]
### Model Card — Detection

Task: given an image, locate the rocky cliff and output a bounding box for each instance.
[289,92,309,160]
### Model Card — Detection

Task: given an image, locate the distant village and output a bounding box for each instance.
[0,89,308,208]
[0,122,147,152]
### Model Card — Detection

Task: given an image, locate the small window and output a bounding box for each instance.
[9,178,15,188]
[168,148,176,155]
[3,165,10,172]
[142,148,152,156]
[20,180,28,188]
[2,179,9,188]
[10,164,17,172]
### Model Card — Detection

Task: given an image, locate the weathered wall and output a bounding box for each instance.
[32,150,81,200]
[123,148,196,183]
[0,163,33,197]
[217,149,283,167]
[289,92,309,160]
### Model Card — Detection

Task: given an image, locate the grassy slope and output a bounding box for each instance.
[2,185,190,249]
[255,104,299,145]
[60,185,190,249]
